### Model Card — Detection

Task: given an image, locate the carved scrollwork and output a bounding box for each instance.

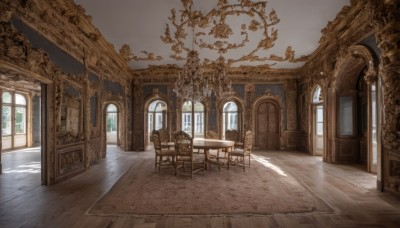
[161,0,308,66]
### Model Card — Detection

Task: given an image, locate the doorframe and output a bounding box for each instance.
[252,96,282,150]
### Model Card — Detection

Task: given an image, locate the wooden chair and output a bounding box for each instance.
[153,130,175,171]
[159,128,174,150]
[228,130,253,171]
[225,129,243,149]
[174,131,205,178]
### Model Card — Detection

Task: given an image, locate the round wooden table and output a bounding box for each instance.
[193,138,235,169]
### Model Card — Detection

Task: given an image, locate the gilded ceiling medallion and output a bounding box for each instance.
[161,0,309,66]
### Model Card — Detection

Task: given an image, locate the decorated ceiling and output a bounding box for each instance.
[74,0,350,70]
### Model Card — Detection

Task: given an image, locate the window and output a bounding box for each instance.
[339,96,353,136]
[148,100,168,142]
[182,101,204,137]
[106,104,118,132]
[106,104,118,144]
[2,92,27,149]
[148,100,167,132]
[222,101,239,138]
[312,86,322,103]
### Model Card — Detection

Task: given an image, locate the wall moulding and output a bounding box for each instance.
[3,0,131,83]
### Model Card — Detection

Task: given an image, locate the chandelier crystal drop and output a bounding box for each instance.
[173,51,233,102]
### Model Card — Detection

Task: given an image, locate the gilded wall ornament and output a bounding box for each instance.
[161,0,308,67]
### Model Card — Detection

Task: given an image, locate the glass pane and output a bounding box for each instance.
[148,113,153,132]
[223,101,238,112]
[316,106,323,122]
[15,107,26,134]
[107,104,117,112]
[2,92,12,103]
[371,83,377,164]
[107,113,117,132]
[312,86,322,103]
[15,94,26,105]
[182,113,192,135]
[317,123,323,135]
[339,96,353,136]
[149,100,167,112]
[182,101,192,112]
[155,113,163,130]
[2,105,12,135]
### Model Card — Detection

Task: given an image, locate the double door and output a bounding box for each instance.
[256,102,279,150]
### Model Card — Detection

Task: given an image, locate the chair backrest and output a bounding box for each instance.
[243,131,254,155]
[174,131,193,157]
[206,130,219,139]
[225,129,239,142]
[152,130,162,153]
[158,128,169,142]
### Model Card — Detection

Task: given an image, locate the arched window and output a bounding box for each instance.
[222,101,238,138]
[312,86,322,103]
[2,92,27,149]
[106,104,118,144]
[312,86,324,155]
[148,100,167,132]
[182,101,204,138]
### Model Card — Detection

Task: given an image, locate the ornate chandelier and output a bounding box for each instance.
[173,51,233,102]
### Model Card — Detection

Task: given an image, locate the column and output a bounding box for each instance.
[374,0,400,193]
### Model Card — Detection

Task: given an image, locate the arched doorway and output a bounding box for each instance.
[181,101,204,138]
[2,92,27,149]
[332,45,379,174]
[312,86,324,156]
[147,100,168,143]
[106,104,118,144]
[222,101,239,139]
[255,100,280,150]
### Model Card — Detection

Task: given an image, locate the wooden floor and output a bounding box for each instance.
[1,146,400,228]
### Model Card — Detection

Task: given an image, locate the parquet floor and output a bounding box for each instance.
[0,145,399,228]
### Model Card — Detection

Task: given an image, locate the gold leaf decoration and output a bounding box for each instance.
[161,0,309,66]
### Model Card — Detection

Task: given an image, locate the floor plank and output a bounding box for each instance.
[1,146,400,227]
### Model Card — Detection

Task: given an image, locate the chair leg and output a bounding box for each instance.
[159,156,162,171]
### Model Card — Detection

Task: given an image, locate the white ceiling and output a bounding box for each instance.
[74,0,349,70]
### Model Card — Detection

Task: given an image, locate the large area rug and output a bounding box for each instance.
[88,154,332,216]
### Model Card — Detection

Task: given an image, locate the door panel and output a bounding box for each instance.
[256,102,279,150]
[267,104,279,149]
[257,103,268,149]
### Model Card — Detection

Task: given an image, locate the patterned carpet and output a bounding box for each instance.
[87,153,332,216]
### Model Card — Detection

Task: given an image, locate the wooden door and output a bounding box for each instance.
[256,102,279,150]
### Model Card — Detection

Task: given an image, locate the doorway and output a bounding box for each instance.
[255,101,279,150]
[312,86,324,156]
[1,81,44,185]
[106,104,118,144]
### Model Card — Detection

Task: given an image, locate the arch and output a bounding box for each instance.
[143,95,171,148]
[217,96,245,139]
[2,91,28,150]
[102,100,124,157]
[252,96,283,150]
[104,102,121,145]
[310,84,325,156]
[312,85,323,104]
[180,100,205,138]
[332,45,378,91]
[329,44,380,174]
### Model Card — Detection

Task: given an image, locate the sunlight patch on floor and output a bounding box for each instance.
[2,161,41,174]
[252,154,287,177]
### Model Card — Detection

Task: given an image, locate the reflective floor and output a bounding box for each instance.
[0,147,41,204]
[0,146,399,228]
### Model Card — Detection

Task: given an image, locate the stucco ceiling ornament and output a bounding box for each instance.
[161,0,308,67]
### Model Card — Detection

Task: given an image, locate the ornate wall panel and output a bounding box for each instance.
[336,139,359,163]
[0,0,130,184]
[56,144,85,183]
